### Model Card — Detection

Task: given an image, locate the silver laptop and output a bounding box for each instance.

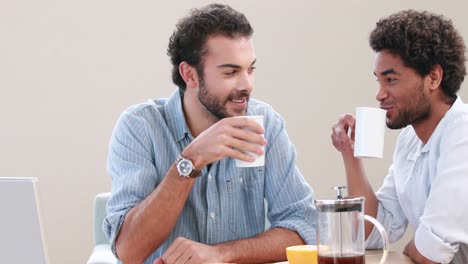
[0,177,50,264]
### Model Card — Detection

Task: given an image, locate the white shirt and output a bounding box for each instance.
[366,97,468,263]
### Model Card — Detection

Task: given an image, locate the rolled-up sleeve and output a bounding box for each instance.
[103,110,159,256]
[263,113,316,245]
[414,115,468,263]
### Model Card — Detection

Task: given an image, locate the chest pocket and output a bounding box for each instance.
[225,167,264,193]
[224,167,265,238]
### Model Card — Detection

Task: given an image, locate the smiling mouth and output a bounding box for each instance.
[380,105,393,111]
[231,98,246,103]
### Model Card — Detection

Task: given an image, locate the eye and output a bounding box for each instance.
[248,66,256,74]
[224,70,237,76]
[387,77,397,83]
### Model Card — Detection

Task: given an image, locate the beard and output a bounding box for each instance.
[198,78,249,120]
[386,83,432,129]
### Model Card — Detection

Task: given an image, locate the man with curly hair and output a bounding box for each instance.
[331,10,468,263]
[104,3,316,264]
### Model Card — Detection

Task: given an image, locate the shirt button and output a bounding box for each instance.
[210,212,216,219]
[208,174,213,181]
[239,177,244,183]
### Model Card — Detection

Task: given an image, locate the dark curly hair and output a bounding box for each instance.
[370,10,466,101]
[167,4,253,92]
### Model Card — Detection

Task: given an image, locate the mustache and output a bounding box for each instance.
[228,90,250,100]
[380,100,393,108]
[380,104,393,109]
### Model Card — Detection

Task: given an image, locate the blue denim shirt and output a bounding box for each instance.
[104,89,316,263]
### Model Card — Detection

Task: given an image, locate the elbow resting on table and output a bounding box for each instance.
[115,233,149,264]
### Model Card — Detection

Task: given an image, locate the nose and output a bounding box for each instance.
[376,83,388,102]
[237,70,254,93]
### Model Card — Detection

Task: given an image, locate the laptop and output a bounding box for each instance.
[0,177,50,264]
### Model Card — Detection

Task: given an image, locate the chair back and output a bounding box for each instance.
[94,192,111,245]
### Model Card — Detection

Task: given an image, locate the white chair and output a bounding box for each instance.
[87,192,117,264]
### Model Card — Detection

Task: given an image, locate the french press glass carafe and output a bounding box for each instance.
[315,186,389,264]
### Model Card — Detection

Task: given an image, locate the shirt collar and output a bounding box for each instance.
[412,96,464,156]
[451,95,464,110]
[165,89,190,142]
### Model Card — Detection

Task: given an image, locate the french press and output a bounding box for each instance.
[315,186,389,264]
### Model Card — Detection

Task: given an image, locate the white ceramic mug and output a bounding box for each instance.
[353,107,386,159]
[234,115,265,167]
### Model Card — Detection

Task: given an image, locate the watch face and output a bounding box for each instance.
[178,159,193,176]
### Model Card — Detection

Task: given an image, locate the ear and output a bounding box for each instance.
[427,64,443,91]
[179,62,199,89]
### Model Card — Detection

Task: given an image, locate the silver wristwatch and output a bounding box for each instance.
[175,154,202,178]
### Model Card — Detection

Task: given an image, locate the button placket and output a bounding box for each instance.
[205,167,220,244]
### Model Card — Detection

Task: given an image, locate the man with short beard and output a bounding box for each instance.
[104,4,316,264]
[331,10,468,264]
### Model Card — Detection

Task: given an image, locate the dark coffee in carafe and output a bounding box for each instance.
[318,254,365,264]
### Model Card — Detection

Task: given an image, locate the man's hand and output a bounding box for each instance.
[154,228,304,264]
[331,114,355,154]
[182,117,266,169]
[403,239,439,264]
[154,237,224,264]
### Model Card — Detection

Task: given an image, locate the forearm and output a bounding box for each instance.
[403,239,439,264]
[342,153,378,237]
[217,228,304,263]
[115,165,195,264]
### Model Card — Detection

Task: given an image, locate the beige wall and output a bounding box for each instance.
[1,0,467,263]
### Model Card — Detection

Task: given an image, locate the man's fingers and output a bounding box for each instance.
[341,114,356,133]
[227,116,265,134]
[225,137,265,156]
[336,115,354,135]
[229,127,266,147]
[176,249,193,264]
[162,237,186,264]
[153,258,165,264]
[185,117,266,166]
[223,145,257,162]
[331,114,356,152]
[214,125,265,155]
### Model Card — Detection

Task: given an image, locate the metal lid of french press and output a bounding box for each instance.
[314,186,365,212]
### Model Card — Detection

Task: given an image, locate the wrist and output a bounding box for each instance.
[341,150,356,160]
[181,149,205,170]
[213,243,233,263]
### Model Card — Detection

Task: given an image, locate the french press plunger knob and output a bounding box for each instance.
[332,186,346,199]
